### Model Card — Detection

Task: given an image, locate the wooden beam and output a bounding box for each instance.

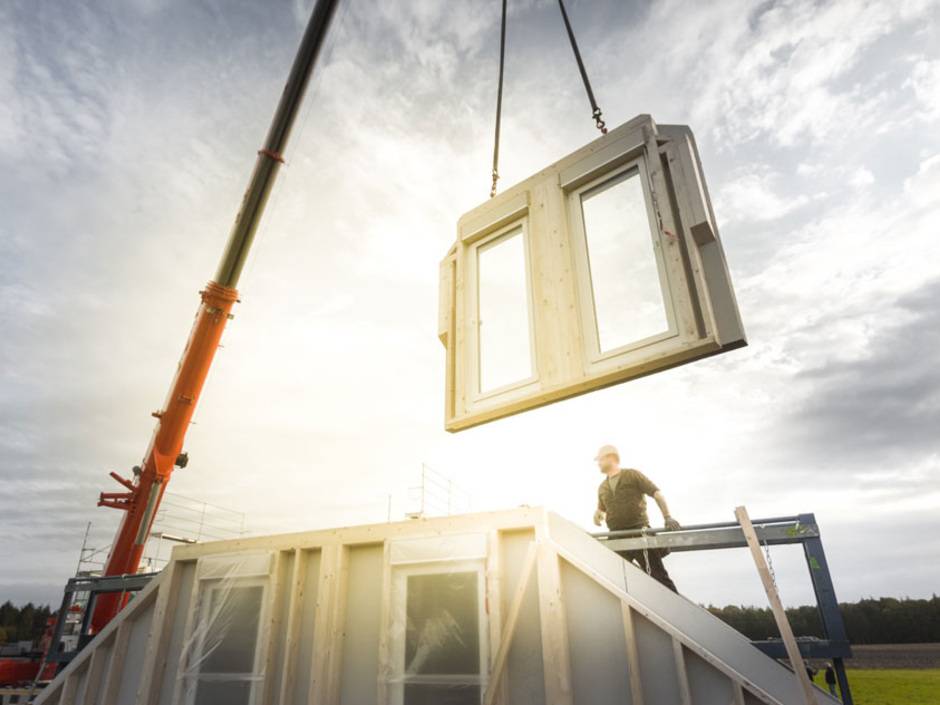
[100,621,132,705]
[80,640,109,705]
[309,543,348,705]
[170,507,542,562]
[484,530,509,705]
[534,539,573,705]
[736,506,818,705]
[259,550,288,705]
[672,636,693,705]
[482,541,537,705]
[733,682,747,705]
[59,670,79,705]
[277,548,309,705]
[376,542,393,705]
[620,602,645,705]
[134,560,180,705]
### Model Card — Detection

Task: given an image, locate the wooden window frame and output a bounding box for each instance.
[440,115,746,431]
[566,156,681,371]
[386,559,490,705]
[175,552,275,705]
[466,219,539,408]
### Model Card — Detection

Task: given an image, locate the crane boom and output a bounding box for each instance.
[90,0,340,634]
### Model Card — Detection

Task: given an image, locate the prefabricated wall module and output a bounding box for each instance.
[35,507,839,705]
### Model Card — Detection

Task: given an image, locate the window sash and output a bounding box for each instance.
[184,577,268,705]
[465,220,539,407]
[568,155,681,370]
[387,561,489,705]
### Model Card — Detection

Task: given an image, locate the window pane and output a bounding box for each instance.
[404,683,481,705]
[477,230,531,393]
[580,168,669,352]
[404,572,480,676]
[194,679,253,705]
[201,585,263,675]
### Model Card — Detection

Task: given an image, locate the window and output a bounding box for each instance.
[179,553,273,705]
[191,583,264,705]
[475,227,533,395]
[577,165,673,354]
[440,115,746,431]
[387,558,489,705]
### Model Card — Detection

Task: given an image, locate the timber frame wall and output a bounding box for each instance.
[35,507,839,705]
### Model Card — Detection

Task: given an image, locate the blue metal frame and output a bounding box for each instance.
[593,513,854,704]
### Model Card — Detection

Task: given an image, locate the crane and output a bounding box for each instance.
[89,0,340,634]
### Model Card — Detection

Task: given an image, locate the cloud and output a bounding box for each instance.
[908,56,940,119]
[849,167,875,188]
[715,169,811,224]
[904,152,940,206]
[786,279,940,468]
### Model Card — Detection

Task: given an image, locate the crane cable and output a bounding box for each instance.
[489,0,608,198]
[557,0,608,136]
[490,0,509,198]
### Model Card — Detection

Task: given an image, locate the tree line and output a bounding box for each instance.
[708,596,940,644]
[0,602,52,645]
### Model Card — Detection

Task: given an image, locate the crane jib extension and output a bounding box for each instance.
[90,0,341,634]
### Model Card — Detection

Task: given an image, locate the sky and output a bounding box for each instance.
[1,0,939,611]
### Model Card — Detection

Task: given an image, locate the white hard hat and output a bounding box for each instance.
[594,444,619,461]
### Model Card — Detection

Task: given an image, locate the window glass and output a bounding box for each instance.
[405,572,479,675]
[403,684,480,705]
[402,571,481,705]
[477,229,531,393]
[194,584,263,705]
[194,680,253,705]
[580,168,669,352]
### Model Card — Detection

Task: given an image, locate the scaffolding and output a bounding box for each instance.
[594,513,854,704]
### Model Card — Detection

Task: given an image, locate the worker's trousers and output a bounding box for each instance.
[615,548,678,593]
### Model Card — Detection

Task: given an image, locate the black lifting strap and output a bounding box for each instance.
[489,0,608,198]
[490,0,508,198]
[557,0,607,135]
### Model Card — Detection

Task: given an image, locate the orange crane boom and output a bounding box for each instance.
[90,0,340,634]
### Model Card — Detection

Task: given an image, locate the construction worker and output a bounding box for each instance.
[592,444,680,592]
[824,663,837,696]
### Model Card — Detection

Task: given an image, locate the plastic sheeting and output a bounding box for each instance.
[386,535,490,705]
[177,551,273,705]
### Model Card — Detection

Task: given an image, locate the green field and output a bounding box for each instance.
[845,669,940,705]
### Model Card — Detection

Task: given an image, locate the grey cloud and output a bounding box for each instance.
[784,279,940,469]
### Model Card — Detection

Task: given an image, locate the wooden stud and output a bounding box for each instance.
[308,543,348,705]
[100,622,132,705]
[170,559,205,705]
[484,531,509,705]
[376,541,393,705]
[736,506,818,705]
[258,550,288,705]
[80,641,109,705]
[482,541,538,705]
[733,682,747,705]
[672,636,693,705]
[134,560,180,705]
[620,602,645,705]
[534,539,573,705]
[59,670,79,705]
[277,548,309,705]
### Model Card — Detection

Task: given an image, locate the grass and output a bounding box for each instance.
[843,669,940,705]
